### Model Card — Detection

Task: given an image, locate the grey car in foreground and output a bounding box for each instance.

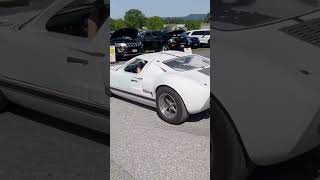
[0,0,109,133]
[212,0,320,180]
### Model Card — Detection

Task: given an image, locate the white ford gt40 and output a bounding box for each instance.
[110,51,210,124]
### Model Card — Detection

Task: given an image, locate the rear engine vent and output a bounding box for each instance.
[281,17,320,48]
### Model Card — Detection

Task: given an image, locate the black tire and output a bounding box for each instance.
[156,86,189,125]
[211,96,252,180]
[0,90,8,112]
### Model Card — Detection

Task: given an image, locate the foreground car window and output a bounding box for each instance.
[46,0,108,38]
[163,55,209,72]
[0,0,53,15]
[213,0,320,30]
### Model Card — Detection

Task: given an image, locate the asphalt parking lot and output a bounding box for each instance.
[0,104,109,180]
[110,48,211,180]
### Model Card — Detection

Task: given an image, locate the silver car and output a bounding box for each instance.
[0,0,109,133]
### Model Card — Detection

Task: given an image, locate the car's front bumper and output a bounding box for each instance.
[115,47,143,60]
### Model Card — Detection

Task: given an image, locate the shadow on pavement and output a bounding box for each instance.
[249,149,320,180]
[113,96,209,123]
[7,104,109,146]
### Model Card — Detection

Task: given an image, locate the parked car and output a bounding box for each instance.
[0,0,109,134]
[187,29,210,47]
[169,30,200,49]
[137,30,192,52]
[212,0,320,180]
[110,51,210,125]
[190,36,200,49]
[110,28,144,60]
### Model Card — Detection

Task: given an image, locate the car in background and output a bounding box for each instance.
[110,51,210,125]
[189,36,200,49]
[110,28,144,61]
[137,30,191,52]
[187,29,210,47]
[169,30,200,49]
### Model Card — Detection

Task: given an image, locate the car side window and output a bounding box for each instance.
[192,31,200,35]
[198,31,205,35]
[124,59,148,74]
[46,0,108,39]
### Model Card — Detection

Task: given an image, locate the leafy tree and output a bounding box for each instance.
[204,13,210,23]
[164,25,173,31]
[124,9,146,29]
[185,20,201,30]
[146,16,164,30]
[111,18,127,31]
[163,17,185,24]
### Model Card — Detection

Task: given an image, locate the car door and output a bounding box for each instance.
[0,0,109,133]
[203,30,210,43]
[191,31,204,43]
[143,32,157,50]
[122,59,145,94]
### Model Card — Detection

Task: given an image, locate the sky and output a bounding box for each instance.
[111,0,210,19]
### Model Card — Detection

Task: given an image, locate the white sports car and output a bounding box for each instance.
[110,51,210,124]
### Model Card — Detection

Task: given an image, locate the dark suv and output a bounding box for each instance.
[137,30,192,52]
[110,28,144,60]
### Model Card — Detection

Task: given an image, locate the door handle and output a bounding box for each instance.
[67,57,88,65]
[134,77,143,80]
[131,79,138,82]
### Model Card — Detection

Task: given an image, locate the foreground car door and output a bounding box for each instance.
[0,0,109,133]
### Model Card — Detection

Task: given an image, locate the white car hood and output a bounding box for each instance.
[110,64,122,71]
[0,10,38,28]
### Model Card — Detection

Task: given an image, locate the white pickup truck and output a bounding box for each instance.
[0,0,109,133]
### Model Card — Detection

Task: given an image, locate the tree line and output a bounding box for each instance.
[111,9,209,31]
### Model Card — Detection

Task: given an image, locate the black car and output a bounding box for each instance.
[137,30,192,52]
[110,28,144,61]
[189,36,200,49]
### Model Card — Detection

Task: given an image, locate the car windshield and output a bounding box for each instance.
[176,32,188,36]
[0,0,54,15]
[212,0,320,30]
[154,31,168,37]
[163,55,210,72]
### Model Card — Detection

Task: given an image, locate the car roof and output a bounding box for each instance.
[190,29,210,31]
[136,51,192,63]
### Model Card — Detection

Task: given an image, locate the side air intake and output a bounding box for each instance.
[281,17,320,48]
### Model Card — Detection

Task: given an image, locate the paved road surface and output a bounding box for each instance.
[110,98,210,180]
[0,104,109,180]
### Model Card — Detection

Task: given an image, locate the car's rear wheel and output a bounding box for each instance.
[0,90,8,112]
[156,87,189,125]
[211,96,252,180]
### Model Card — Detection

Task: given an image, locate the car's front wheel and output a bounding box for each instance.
[156,86,189,125]
[211,96,253,180]
[0,90,8,112]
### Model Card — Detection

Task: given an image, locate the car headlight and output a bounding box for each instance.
[115,43,127,47]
